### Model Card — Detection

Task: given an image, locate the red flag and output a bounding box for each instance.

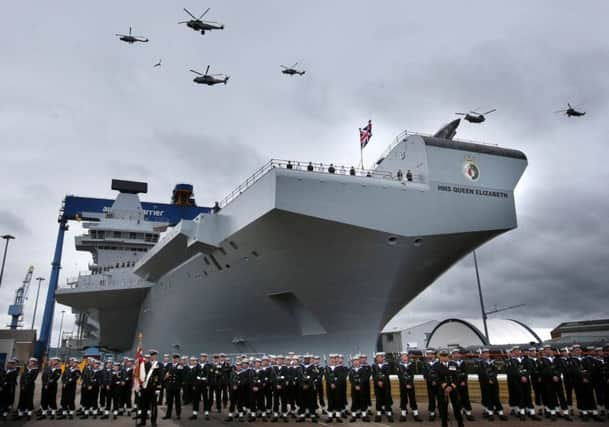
[133,344,146,392]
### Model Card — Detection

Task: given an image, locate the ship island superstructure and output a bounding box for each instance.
[57,129,527,355]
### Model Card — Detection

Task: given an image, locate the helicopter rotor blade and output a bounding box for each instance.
[553,109,568,113]
[115,33,127,37]
[199,8,210,19]
[178,21,189,24]
[129,27,132,35]
[455,113,466,115]
[280,65,288,69]
[190,69,203,76]
[183,8,198,19]
[484,109,496,115]
[291,62,298,68]
[205,65,211,75]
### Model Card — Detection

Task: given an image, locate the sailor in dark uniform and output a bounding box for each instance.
[226,359,242,421]
[16,357,39,420]
[121,357,134,416]
[556,347,574,413]
[505,346,540,420]
[38,356,62,419]
[251,358,267,421]
[450,348,474,421]
[181,355,192,406]
[159,354,170,406]
[99,359,113,412]
[58,357,81,419]
[239,358,254,421]
[538,345,571,421]
[221,353,232,409]
[272,354,289,422]
[313,356,325,412]
[296,354,318,423]
[262,356,274,418]
[162,353,183,420]
[210,354,223,413]
[324,354,342,423]
[191,352,211,420]
[570,344,602,421]
[477,348,508,420]
[139,349,162,427]
[104,361,125,419]
[0,358,18,420]
[524,347,543,415]
[397,351,422,422]
[591,347,606,417]
[286,354,299,418]
[348,355,369,422]
[336,354,349,417]
[432,349,464,427]
[371,352,393,422]
[422,349,439,421]
[358,354,372,415]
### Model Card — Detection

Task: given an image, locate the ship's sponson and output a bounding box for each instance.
[127,133,526,355]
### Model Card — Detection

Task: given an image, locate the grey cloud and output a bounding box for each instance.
[0,210,30,236]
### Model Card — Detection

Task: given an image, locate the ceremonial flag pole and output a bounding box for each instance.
[359,120,372,170]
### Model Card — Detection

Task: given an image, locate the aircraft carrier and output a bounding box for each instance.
[56,127,527,355]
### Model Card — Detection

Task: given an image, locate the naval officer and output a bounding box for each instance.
[432,349,464,427]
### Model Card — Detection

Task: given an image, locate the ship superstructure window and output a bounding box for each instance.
[113,231,121,238]
[130,232,137,239]
[90,230,97,238]
[229,241,238,250]
[98,231,105,239]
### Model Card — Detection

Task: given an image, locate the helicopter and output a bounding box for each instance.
[190,66,229,86]
[281,63,306,76]
[455,108,496,123]
[178,8,224,35]
[115,27,149,44]
[153,59,162,68]
[554,102,586,117]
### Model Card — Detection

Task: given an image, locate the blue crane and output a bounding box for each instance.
[8,266,34,329]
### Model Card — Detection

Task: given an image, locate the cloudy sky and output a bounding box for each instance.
[1,1,608,345]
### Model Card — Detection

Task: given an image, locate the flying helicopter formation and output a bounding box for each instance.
[554,102,586,117]
[456,108,496,123]
[281,63,306,76]
[190,65,229,85]
[115,27,149,44]
[178,8,224,35]
[115,7,306,87]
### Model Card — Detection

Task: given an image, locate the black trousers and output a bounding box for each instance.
[61,385,77,411]
[272,386,287,414]
[507,378,519,408]
[574,381,595,412]
[107,387,121,411]
[251,387,265,413]
[121,385,132,410]
[399,384,418,411]
[426,381,438,413]
[350,386,366,413]
[140,389,158,425]
[517,379,534,410]
[480,381,503,413]
[437,389,463,427]
[297,387,316,416]
[264,386,273,411]
[17,385,35,412]
[165,386,181,417]
[373,380,392,412]
[99,386,109,409]
[212,385,223,410]
[542,379,565,410]
[40,383,58,411]
[192,384,211,413]
[327,383,340,412]
[182,383,191,405]
[564,379,574,407]
[0,388,15,413]
[457,383,472,411]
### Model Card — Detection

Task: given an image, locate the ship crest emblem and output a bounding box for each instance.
[463,160,480,181]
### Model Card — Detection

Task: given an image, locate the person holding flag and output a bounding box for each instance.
[359,120,372,169]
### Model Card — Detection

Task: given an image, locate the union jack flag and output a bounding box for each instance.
[359,120,372,148]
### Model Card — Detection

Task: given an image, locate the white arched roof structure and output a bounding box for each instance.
[426,318,542,348]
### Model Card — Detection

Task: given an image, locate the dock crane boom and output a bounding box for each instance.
[8,266,34,329]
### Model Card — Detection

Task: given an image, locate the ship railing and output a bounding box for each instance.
[376,129,499,166]
[61,274,151,290]
[219,158,422,209]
